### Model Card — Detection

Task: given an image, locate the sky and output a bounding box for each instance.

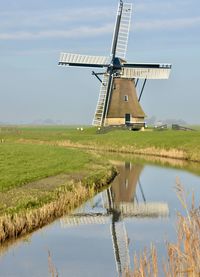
[0,0,200,125]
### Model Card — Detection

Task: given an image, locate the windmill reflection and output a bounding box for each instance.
[61,162,169,276]
[108,162,145,208]
[104,162,168,219]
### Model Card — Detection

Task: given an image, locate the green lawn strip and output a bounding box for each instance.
[0,142,106,192]
[0,141,116,218]
[1,126,200,161]
[0,167,115,217]
[0,165,116,243]
[5,127,200,160]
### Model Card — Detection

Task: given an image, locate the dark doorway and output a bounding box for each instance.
[125,114,131,124]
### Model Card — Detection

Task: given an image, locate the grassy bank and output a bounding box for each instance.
[1,126,200,162]
[0,141,116,243]
[0,168,115,244]
[104,152,200,178]
[0,142,100,192]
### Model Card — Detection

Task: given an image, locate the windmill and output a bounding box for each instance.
[58,0,172,128]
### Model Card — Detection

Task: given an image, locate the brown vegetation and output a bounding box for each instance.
[0,167,116,244]
[128,183,200,277]
[17,138,187,161]
[48,250,58,277]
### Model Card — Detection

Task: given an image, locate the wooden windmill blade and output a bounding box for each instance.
[111,1,133,60]
[121,63,172,79]
[93,73,113,126]
[58,53,110,68]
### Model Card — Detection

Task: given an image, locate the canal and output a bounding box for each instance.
[0,158,200,276]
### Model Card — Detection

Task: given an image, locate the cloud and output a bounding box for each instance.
[135,1,175,13]
[134,17,200,31]
[0,24,113,40]
[0,6,115,41]
[0,15,199,41]
[0,1,199,41]
[134,0,198,14]
[0,7,114,29]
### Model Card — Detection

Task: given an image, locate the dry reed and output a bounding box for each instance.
[48,250,58,277]
[0,167,116,244]
[129,183,200,277]
[18,139,188,162]
[0,183,89,243]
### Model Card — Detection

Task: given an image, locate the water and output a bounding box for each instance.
[0,160,200,277]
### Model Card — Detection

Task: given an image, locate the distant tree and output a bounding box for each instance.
[146,116,156,126]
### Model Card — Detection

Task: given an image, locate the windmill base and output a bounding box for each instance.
[105,117,145,126]
[103,121,145,131]
[104,118,145,130]
[96,124,145,134]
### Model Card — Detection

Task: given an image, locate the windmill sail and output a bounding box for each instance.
[121,63,172,79]
[110,221,130,275]
[111,2,133,59]
[58,53,109,68]
[93,74,113,126]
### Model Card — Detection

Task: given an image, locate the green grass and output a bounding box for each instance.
[1,126,200,161]
[0,139,116,222]
[1,125,200,209]
[0,136,117,242]
[0,142,99,192]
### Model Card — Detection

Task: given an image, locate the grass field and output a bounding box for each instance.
[0,140,113,202]
[1,125,200,161]
[0,142,99,192]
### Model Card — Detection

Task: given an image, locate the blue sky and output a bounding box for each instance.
[0,0,200,124]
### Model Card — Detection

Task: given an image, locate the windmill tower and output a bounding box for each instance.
[58,1,172,128]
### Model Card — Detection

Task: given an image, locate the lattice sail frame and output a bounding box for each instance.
[121,64,171,79]
[58,53,109,68]
[92,74,111,126]
[111,2,132,59]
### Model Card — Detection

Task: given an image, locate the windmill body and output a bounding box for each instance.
[105,78,145,126]
[58,1,172,128]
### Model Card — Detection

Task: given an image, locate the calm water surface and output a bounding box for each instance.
[1,160,200,277]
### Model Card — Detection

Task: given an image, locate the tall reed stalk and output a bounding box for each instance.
[129,183,200,277]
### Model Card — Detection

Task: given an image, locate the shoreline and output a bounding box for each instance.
[0,167,117,245]
[17,138,199,163]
